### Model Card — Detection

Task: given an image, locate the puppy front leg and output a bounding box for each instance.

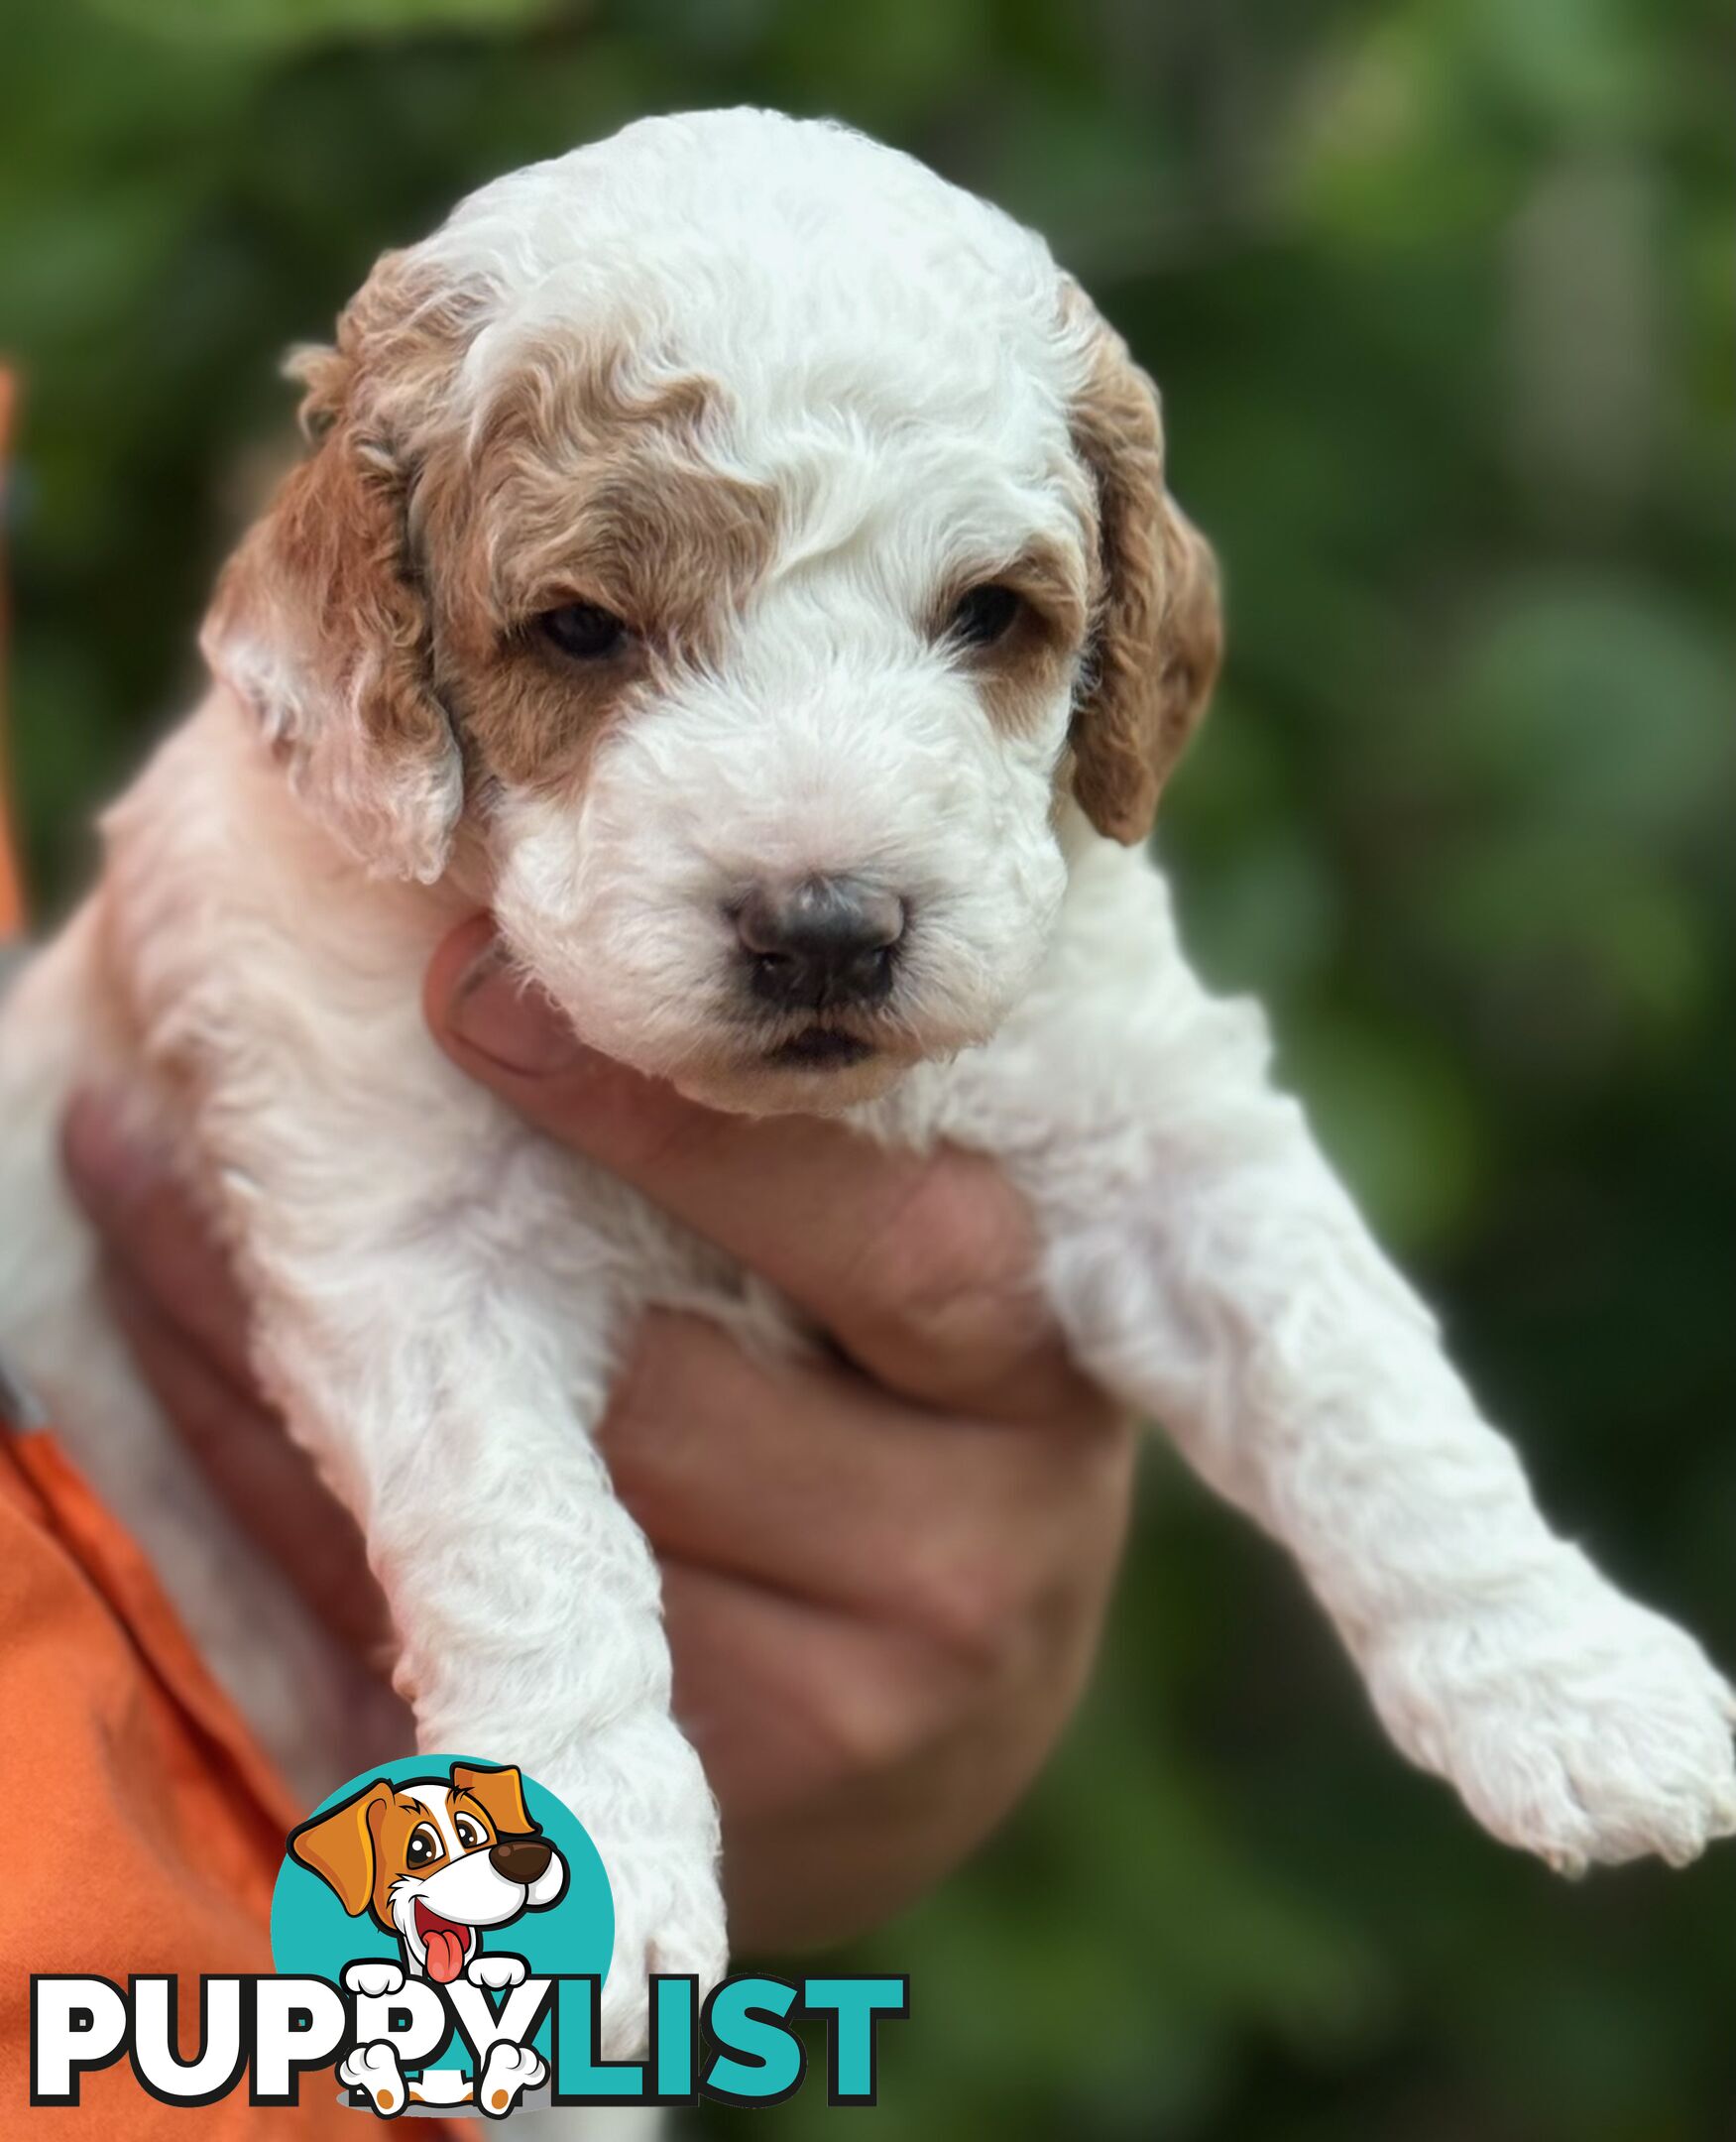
[1044,990,1736,1873]
[242,1253,725,2051]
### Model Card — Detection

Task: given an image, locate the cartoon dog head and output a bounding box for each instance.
[289,1762,569,1983]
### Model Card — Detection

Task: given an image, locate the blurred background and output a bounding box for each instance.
[2,0,1731,2134]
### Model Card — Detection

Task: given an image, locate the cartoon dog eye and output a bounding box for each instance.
[453,1812,490,1851]
[405,1823,444,1870]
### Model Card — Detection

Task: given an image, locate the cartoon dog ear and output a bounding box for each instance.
[450,1762,537,1837]
[288,1778,392,1916]
[199,253,466,886]
[1061,282,1223,846]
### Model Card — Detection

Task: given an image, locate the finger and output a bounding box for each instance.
[425,918,1094,1417]
[659,1556,1093,1951]
[658,1557,959,1820]
[62,1091,257,1394]
[601,1311,1132,1640]
[99,1254,392,1664]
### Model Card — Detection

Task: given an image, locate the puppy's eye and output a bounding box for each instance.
[405,1825,442,1869]
[947,583,1023,650]
[453,1815,487,1850]
[539,601,629,659]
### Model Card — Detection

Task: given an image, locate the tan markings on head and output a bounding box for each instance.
[429,345,780,796]
[288,1777,395,1919]
[933,534,1091,734]
[449,1761,537,1838]
[200,252,485,884]
[204,252,779,847]
[1061,280,1222,845]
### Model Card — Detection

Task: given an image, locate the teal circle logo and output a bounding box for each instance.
[271,1754,613,1984]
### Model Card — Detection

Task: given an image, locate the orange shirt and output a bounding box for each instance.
[0,1426,366,2133]
[0,368,413,2134]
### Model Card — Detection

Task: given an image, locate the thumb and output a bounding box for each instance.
[422,915,687,1166]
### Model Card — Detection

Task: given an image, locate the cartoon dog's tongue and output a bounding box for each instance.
[415,1903,470,1984]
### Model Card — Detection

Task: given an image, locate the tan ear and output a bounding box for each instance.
[288,1778,392,1916]
[1064,293,1223,845]
[199,265,463,884]
[450,1762,537,1838]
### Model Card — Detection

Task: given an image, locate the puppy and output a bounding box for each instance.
[289,1761,568,1983]
[2,110,1731,2053]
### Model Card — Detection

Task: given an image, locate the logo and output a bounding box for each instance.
[274,1754,608,2114]
[32,1754,907,2116]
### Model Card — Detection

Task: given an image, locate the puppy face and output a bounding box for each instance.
[204,111,1220,1115]
[289,1762,567,1982]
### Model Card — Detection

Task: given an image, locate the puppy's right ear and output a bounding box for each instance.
[1060,281,1223,846]
[200,261,463,885]
[450,1762,537,1838]
[288,1777,392,1917]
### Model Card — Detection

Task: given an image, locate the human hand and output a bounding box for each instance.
[62,914,1135,1951]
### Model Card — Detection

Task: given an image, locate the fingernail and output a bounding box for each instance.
[446,949,586,1077]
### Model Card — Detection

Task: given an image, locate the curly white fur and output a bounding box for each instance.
[1,112,1729,2072]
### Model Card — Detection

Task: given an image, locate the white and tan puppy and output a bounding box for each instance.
[1,109,1731,2054]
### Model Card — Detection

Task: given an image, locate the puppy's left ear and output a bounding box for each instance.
[199,255,464,885]
[288,1777,391,1916]
[450,1762,537,1837]
[1062,284,1223,846]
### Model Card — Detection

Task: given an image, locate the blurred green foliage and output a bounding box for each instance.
[3,0,1732,2134]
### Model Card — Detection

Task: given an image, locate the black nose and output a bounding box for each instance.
[737,878,906,1012]
[489,1836,552,1886]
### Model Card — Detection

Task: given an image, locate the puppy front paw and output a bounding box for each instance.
[545,1717,728,2061]
[467,1952,528,1991]
[596,1850,730,2063]
[1375,1581,1736,1872]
